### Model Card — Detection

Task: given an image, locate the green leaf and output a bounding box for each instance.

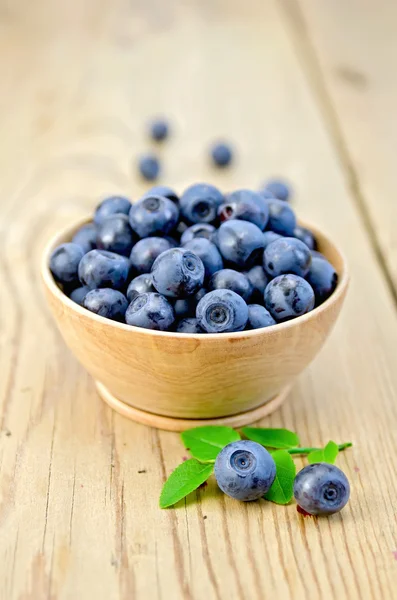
[263,450,296,505]
[160,459,214,508]
[308,441,339,465]
[307,449,325,464]
[242,427,299,449]
[181,426,241,462]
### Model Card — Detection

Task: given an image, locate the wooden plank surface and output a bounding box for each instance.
[0,0,396,598]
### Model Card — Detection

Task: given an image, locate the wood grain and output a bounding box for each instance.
[0,0,397,599]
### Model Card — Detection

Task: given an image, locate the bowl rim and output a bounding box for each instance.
[41,216,349,340]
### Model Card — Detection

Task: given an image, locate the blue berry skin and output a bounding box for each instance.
[143,185,179,204]
[96,214,136,257]
[266,198,297,236]
[130,237,174,274]
[216,220,265,269]
[70,286,90,306]
[83,289,128,322]
[219,190,269,231]
[264,274,315,321]
[262,178,291,202]
[215,440,276,501]
[78,250,130,290]
[196,289,248,333]
[125,292,175,331]
[294,226,317,251]
[247,304,276,329]
[126,273,155,302]
[175,221,189,240]
[180,183,224,225]
[181,223,216,245]
[263,231,282,249]
[211,142,233,167]
[151,248,205,298]
[293,463,350,516]
[183,238,224,279]
[94,196,132,226]
[129,195,179,238]
[174,288,207,319]
[72,223,97,253]
[138,154,160,181]
[209,269,253,302]
[306,255,338,306]
[50,243,84,286]
[149,118,169,142]
[176,318,204,334]
[264,237,312,278]
[244,266,268,302]
[257,188,276,201]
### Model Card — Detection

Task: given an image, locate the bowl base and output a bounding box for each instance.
[95,382,292,431]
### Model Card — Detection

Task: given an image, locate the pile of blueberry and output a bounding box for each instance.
[49,182,338,334]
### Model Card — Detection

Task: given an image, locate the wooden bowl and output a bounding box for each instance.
[42,217,349,431]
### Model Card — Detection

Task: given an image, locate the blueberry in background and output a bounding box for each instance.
[264,274,315,321]
[306,255,338,306]
[247,304,276,329]
[151,248,205,298]
[216,219,265,268]
[214,440,276,501]
[125,292,175,331]
[129,194,179,238]
[244,265,268,303]
[83,289,128,322]
[126,273,155,302]
[209,269,253,302]
[96,214,136,257]
[138,154,160,181]
[70,286,90,306]
[176,318,204,334]
[174,288,207,319]
[130,237,174,274]
[50,243,84,286]
[149,118,169,142]
[143,185,179,204]
[181,223,216,245]
[261,178,291,202]
[294,225,317,251]
[211,142,233,168]
[196,289,248,333]
[94,196,132,226]
[266,198,296,236]
[72,223,97,253]
[264,237,312,278]
[293,463,350,516]
[257,188,276,201]
[180,183,224,225]
[263,231,282,249]
[175,220,189,240]
[183,238,223,279]
[78,249,130,290]
[218,189,269,231]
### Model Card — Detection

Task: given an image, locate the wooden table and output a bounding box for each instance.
[1,0,396,598]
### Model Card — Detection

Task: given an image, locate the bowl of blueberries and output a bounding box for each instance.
[42,182,348,430]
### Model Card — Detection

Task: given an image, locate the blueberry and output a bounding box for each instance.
[266,198,296,236]
[83,289,128,322]
[78,249,130,290]
[69,286,90,306]
[149,118,169,142]
[211,142,233,167]
[173,288,207,319]
[130,237,174,274]
[151,248,205,298]
[94,196,132,226]
[96,214,136,257]
[214,440,276,501]
[183,238,223,279]
[257,188,276,201]
[262,178,291,202]
[50,243,84,285]
[293,463,350,516]
[138,154,160,181]
[306,255,338,306]
[143,185,179,204]
[196,289,248,333]
[244,265,268,302]
[219,190,269,231]
[264,237,312,278]
[129,195,179,238]
[72,223,97,253]
[125,293,175,330]
[216,220,265,268]
[126,273,155,302]
[180,183,224,225]
[264,274,315,321]
[209,269,253,302]
[247,304,276,329]
[176,318,204,334]
[294,226,317,251]
[263,231,282,249]
[180,223,216,245]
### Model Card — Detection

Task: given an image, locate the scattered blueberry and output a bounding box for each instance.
[264,237,312,278]
[69,286,90,306]
[138,154,160,181]
[83,289,128,322]
[50,243,84,286]
[262,178,291,202]
[196,289,248,333]
[130,237,174,274]
[216,220,265,268]
[306,255,338,305]
[176,318,204,334]
[129,195,179,238]
[94,196,132,226]
[209,269,253,302]
[78,249,130,290]
[183,238,223,278]
[151,248,205,298]
[244,265,268,302]
[72,223,97,253]
[143,185,179,204]
[247,304,276,329]
[293,463,350,516]
[211,142,233,168]
[96,214,136,256]
[125,293,175,331]
[214,440,276,501]
[264,274,315,321]
[219,190,269,231]
[126,274,155,302]
[180,183,224,225]
[181,223,216,245]
[266,198,296,236]
[149,118,169,142]
[294,225,317,251]
[263,231,282,248]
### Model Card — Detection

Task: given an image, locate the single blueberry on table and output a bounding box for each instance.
[293,463,350,516]
[216,219,265,268]
[215,440,276,501]
[96,214,136,257]
[94,196,132,226]
[78,249,130,290]
[69,286,90,306]
[196,289,248,333]
[125,292,175,331]
[180,183,224,225]
[83,289,128,322]
[183,238,224,279]
[138,154,160,181]
[149,118,169,142]
[129,194,179,238]
[306,255,338,306]
[211,142,233,168]
[266,198,296,236]
[151,248,205,298]
[263,231,282,249]
[130,237,174,274]
[264,274,315,321]
[219,190,269,231]
[143,185,179,204]
[176,318,204,334]
[264,237,312,278]
[247,304,276,329]
[209,269,253,302]
[262,178,291,202]
[181,223,216,245]
[294,225,317,251]
[50,243,84,286]
[126,273,155,302]
[72,223,97,253]
[244,265,268,303]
